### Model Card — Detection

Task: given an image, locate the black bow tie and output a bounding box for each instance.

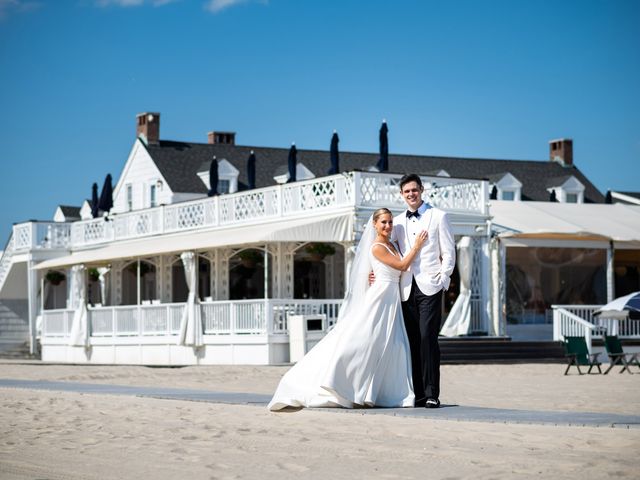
[406,210,421,219]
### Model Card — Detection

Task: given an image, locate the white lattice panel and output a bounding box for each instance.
[13,224,32,250]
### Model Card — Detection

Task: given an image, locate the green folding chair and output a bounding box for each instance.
[604,336,640,374]
[563,336,602,375]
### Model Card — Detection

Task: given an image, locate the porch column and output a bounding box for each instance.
[27,259,38,355]
[606,241,614,303]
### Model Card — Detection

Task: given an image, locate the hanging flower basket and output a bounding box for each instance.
[45,270,66,286]
[305,243,336,262]
[88,268,100,282]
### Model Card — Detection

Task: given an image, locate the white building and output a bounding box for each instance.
[1,113,638,364]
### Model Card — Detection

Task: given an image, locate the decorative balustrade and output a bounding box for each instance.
[11,222,71,252]
[41,299,344,339]
[13,172,488,252]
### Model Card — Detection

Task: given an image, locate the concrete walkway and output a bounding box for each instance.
[1,378,638,429]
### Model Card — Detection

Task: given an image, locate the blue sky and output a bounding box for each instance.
[0,0,639,241]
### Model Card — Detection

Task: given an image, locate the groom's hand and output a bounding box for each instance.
[369,271,376,285]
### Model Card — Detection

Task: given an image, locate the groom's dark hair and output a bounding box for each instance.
[399,173,423,190]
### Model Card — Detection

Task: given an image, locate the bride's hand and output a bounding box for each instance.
[413,230,428,250]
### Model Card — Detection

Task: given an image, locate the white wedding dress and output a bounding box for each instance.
[268,242,414,411]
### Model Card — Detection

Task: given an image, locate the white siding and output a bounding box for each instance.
[112,141,173,213]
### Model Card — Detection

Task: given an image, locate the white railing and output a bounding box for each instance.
[41,299,343,339]
[41,308,73,337]
[551,304,640,339]
[267,299,343,334]
[89,303,184,337]
[12,222,72,252]
[15,172,488,252]
[357,173,488,215]
[552,307,596,354]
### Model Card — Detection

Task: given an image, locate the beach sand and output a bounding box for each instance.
[1,361,639,479]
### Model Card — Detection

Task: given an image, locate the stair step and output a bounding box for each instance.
[439,338,565,363]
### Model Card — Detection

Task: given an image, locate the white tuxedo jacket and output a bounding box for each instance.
[393,204,456,301]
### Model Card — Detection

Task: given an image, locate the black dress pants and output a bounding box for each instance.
[402,278,442,403]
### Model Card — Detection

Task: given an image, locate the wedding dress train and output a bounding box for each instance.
[268,243,414,410]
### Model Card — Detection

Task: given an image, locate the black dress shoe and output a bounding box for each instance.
[425,398,440,408]
[415,399,426,408]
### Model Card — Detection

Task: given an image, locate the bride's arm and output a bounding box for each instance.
[372,231,428,271]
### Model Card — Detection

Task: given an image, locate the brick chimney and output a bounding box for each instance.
[136,112,160,145]
[208,131,236,145]
[549,138,573,166]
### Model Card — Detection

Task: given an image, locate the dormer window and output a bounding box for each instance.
[273,163,316,184]
[492,173,522,201]
[197,159,239,194]
[501,190,516,201]
[546,176,585,204]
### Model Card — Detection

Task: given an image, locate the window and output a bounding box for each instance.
[126,184,133,211]
[218,179,230,194]
[150,184,157,207]
[566,193,578,203]
[502,190,515,201]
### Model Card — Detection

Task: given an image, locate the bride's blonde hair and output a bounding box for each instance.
[373,207,393,223]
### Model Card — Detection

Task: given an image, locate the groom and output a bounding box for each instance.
[393,174,455,408]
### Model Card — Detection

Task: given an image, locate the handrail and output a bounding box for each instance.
[0,231,15,292]
[552,307,596,354]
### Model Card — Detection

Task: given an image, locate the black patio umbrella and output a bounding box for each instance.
[98,174,113,213]
[287,143,297,183]
[328,131,340,175]
[90,182,99,218]
[208,156,219,197]
[376,120,389,172]
[247,150,256,190]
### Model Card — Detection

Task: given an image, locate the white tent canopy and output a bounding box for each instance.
[490,201,640,248]
[35,212,354,270]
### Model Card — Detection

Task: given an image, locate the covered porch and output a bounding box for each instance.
[19,171,491,364]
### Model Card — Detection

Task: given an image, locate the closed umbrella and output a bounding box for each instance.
[98,174,113,213]
[247,150,256,189]
[287,143,297,183]
[208,156,218,196]
[90,183,99,218]
[328,131,340,175]
[376,120,389,172]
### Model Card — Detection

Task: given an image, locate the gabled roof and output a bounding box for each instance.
[143,140,605,203]
[57,205,81,217]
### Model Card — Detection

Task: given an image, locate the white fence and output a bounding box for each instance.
[14,172,488,251]
[41,299,343,339]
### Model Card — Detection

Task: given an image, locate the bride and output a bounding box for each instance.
[268,207,427,411]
